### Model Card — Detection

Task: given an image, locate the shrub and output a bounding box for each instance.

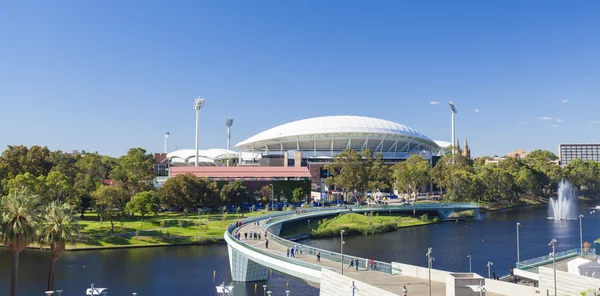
[160,220,166,228]
[420,213,429,222]
[433,217,441,224]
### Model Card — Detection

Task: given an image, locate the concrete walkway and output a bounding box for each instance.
[235,218,448,296]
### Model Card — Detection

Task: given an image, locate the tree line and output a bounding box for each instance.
[324,148,600,204]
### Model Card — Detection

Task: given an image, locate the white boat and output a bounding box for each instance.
[86,284,108,295]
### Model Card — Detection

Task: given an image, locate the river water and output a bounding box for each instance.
[1,201,598,295]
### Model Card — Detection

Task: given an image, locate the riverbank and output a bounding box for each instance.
[310,212,434,237]
[478,197,547,213]
[59,211,267,250]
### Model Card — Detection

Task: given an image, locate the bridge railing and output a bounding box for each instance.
[227,224,335,273]
[268,233,393,274]
[515,248,597,274]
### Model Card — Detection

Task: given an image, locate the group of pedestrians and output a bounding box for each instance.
[286,244,304,257]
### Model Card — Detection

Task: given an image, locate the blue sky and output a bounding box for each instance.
[1,1,599,157]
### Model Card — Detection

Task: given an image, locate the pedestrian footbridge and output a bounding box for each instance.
[224,204,538,295]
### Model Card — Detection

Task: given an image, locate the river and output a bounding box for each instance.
[1,201,598,295]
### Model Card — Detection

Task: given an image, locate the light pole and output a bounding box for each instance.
[467,255,472,273]
[164,131,169,153]
[426,247,433,296]
[516,222,521,264]
[549,239,557,296]
[579,214,584,255]
[226,118,234,166]
[262,284,267,296]
[448,101,457,156]
[341,230,346,275]
[307,219,310,231]
[487,261,493,279]
[193,97,205,167]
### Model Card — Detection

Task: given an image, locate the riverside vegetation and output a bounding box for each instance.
[310,212,436,237]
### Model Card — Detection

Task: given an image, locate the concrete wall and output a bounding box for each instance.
[392,262,449,282]
[320,269,399,296]
[446,273,486,296]
[485,278,541,296]
[539,266,600,295]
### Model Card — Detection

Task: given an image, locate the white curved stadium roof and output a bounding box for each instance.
[236,115,439,154]
[167,149,238,166]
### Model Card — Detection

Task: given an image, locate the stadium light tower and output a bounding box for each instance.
[226,117,234,167]
[193,97,205,167]
[226,118,234,150]
[164,132,170,153]
[448,101,457,155]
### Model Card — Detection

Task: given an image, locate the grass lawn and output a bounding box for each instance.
[311,213,432,237]
[72,210,268,249]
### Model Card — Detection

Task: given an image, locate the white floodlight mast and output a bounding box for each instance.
[226,118,234,150]
[164,132,170,153]
[193,97,205,167]
[448,101,457,155]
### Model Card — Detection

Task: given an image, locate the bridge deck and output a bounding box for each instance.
[237,218,447,296]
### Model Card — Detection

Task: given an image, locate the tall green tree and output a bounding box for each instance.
[324,149,369,202]
[126,191,160,218]
[220,180,249,204]
[393,155,431,200]
[92,185,129,232]
[0,189,42,296]
[74,153,111,217]
[292,187,305,203]
[110,148,155,196]
[368,153,392,193]
[39,202,79,291]
[158,174,218,210]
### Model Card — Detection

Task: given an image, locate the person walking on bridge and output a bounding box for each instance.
[402,286,407,296]
[265,239,269,249]
[317,252,321,262]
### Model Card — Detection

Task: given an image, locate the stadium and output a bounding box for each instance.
[166,115,447,198]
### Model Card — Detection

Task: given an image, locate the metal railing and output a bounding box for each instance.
[226,224,334,272]
[516,248,597,273]
[268,232,393,274]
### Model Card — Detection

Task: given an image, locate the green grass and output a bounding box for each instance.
[72,210,268,249]
[311,213,432,237]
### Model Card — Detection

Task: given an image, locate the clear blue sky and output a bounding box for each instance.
[1,1,599,157]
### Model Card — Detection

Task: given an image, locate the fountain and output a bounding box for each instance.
[549,180,576,220]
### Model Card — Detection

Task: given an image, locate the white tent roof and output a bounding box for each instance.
[567,257,591,274]
[236,115,436,148]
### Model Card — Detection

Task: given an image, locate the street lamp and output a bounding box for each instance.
[516,222,522,264]
[426,247,433,296]
[487,261,493,279]
[341,230,346,275]
[193,97,205,167]
[579,214,584,255]
[467,255,472,273]
[226,118,234,166]
[448,101,458,156]
[164,131,170,153]
[549,239,557,296]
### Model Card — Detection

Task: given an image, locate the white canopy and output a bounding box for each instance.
[567,257,591,274]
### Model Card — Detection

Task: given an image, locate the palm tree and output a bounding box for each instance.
[0,189,42,296]
[39,201,80,291]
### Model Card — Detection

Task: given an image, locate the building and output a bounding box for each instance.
[484,157,505,165]
[559,144,600,167]
[462,137,471,159]
[507,149,527,159]
[234,115,442,192]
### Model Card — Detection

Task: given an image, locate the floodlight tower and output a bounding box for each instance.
[226,118,234,167]
[448,101,458,155]
[226,118,234,150]
[164,132,170,153]
[193,97,205,167]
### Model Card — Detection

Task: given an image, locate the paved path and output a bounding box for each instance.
[235,218,448,296]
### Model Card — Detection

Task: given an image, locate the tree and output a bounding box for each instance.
[292,187,305,203]
[92,185,128,232]
[110,148,155,196]
[0,189,42,296]
[324,149,369,202]
[74,153,111,217]
[126,191,160,218]
[158,174,218,210]
[39,201,79,291]
[445,170,483,202]
[260,185,272,204]
[393,155,431,200]
[432,154,472,199]
[368,153,392,193]
[220,180,248,205]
